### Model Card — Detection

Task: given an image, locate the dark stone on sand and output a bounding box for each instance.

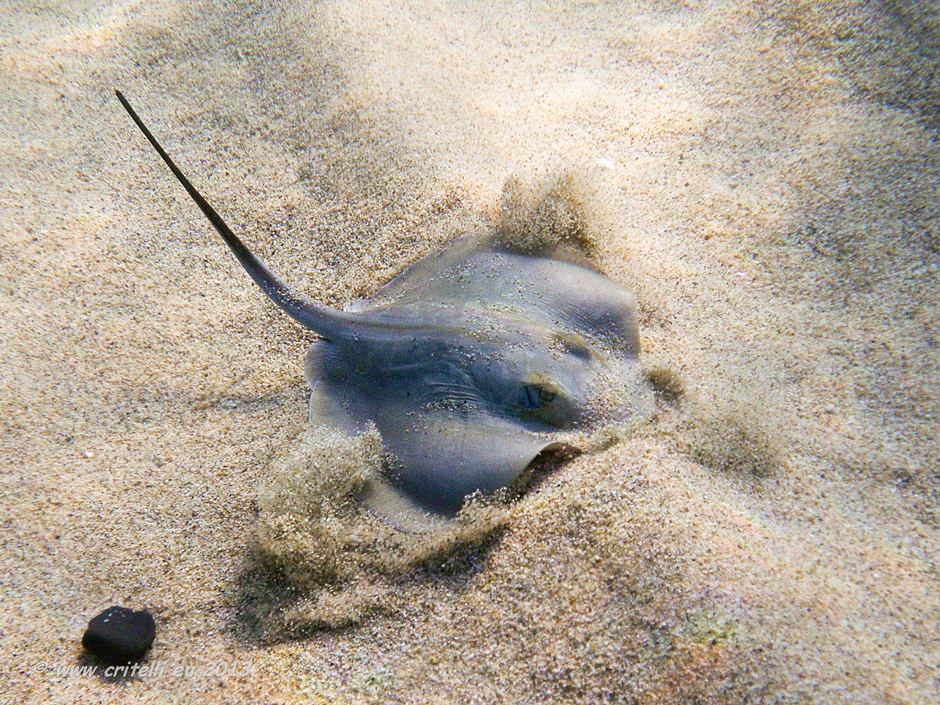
[82,606,156,664]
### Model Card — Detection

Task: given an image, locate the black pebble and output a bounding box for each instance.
[82,606,156,664]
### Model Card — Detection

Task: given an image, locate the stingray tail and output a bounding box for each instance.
[115,89,354,340]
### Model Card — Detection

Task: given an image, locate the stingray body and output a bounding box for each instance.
[116,91,652,530]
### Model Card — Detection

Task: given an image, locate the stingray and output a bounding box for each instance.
[116,90,652,530]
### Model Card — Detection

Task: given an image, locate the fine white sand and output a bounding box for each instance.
[2,1,938,703]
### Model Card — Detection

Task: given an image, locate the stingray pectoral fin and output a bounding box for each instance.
[307,381,366,434]
[354,480,456,533]
[357,413,566,530]
[304,341,369,433]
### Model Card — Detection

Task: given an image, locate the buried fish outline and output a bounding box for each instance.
[115,90,653,531]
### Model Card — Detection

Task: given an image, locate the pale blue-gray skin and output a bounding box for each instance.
[116,91,651,529]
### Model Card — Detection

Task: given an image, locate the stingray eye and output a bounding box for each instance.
[519,382,558,409]
[517,378,579,429]
[519,383,546,409]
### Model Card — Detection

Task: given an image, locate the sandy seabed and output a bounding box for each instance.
[1,1,938,703]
